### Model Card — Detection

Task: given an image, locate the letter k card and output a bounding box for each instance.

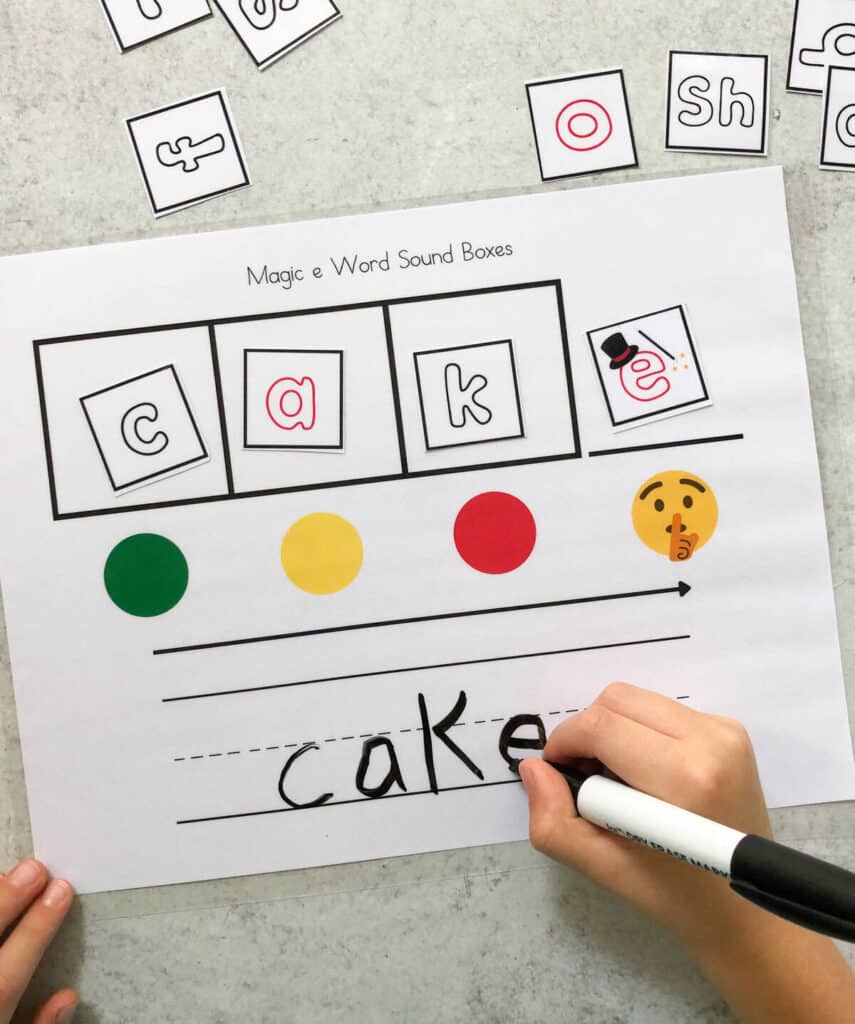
[413,340,523,450]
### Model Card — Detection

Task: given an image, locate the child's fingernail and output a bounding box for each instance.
[518,760,537,793]
[42,879,72,908]
[9,859,41,887]
[57,1003,77,1024]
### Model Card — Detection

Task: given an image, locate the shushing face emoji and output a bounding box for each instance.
[632,470,718,561]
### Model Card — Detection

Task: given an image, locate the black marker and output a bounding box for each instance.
[544,763,855,942]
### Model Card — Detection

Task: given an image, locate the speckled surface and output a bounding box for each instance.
[2,1,854,1021]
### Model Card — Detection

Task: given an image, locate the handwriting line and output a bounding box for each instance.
[588,433,744,458]
[161,634,691,703]
[177,777,520,825]
[154,583,690,656]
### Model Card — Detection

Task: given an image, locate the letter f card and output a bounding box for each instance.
[126,89,250,217]
[587,306,711,430]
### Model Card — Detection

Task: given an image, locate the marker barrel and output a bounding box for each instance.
[576,775,745,876]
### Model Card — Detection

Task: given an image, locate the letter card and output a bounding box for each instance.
[820,65,855,170]
[788,0,855,94]
[213,0,341,69]
[99,0,212,52]
[126,90,251,216]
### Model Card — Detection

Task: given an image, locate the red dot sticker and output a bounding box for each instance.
[453,492,536,574]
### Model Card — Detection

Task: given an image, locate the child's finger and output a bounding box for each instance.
[32,988,78,1024]
[592,682,698,738]
[0,879,73,1017]
[519,759,631,883]
[0,860,48,933]
[542,705,685,797]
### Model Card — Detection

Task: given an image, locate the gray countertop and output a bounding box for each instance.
[2,1,854,1021]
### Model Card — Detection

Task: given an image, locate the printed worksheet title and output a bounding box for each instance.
[245,240,515,291]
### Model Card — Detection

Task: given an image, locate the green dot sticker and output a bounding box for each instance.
[104,534,188,617]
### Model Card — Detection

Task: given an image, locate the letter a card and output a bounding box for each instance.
[126,89,250,216]
[666,52,769,155]
[243,348,344,450]
[820,65,855,170]
[586,306,711,430]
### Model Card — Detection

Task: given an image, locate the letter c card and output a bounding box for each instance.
[80,365,208,491]
[243,348,343,450]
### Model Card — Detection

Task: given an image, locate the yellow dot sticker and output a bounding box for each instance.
[280,513,363,595]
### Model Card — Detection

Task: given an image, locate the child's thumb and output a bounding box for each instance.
[518,758,580,859]
[519,758,622,880]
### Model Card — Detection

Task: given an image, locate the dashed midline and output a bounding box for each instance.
[171,696,691,763]
[172,708,576,762]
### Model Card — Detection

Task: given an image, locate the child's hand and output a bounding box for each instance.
[0,860,76,1023]
[519,683,855,1022]
[519,681,771,951]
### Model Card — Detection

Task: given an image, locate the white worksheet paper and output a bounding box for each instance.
[0,167,852,893]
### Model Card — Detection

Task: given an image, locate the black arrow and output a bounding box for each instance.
[154,581,691,656]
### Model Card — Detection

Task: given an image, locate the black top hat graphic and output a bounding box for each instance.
[601,331,638,370]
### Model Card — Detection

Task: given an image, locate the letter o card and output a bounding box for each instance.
[821,66,855,170]
[126,90,250,217]
[80,365,208,491]
[586,306,711,431]
[413,340,523,450]
[666,52,769,156]
[243,348,343,450]
[525,69,638,181]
